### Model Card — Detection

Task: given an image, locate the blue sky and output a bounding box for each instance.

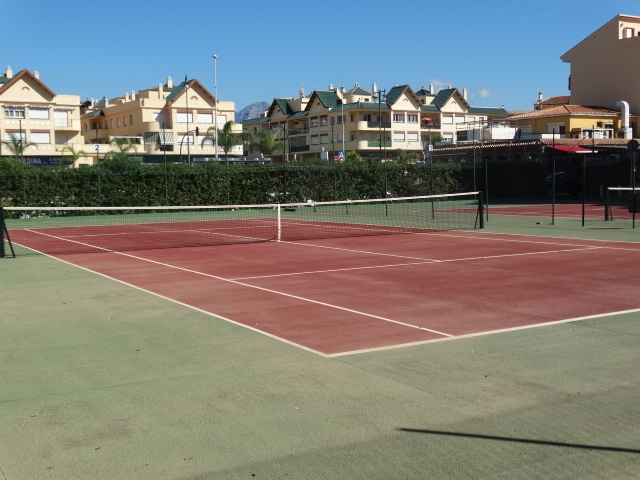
[5,0,639,112]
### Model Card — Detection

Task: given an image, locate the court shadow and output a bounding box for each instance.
[398,428,640,454]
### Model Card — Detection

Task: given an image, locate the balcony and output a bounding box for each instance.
[367,140,392,148]
[421,122,441,130]
[54,119,80,131]
[367,121,391,129]
[290,145,310,153]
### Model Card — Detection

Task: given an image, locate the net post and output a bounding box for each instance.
[478,192,485,229]
[604,187,610,221]
[0,207,14,258]
[0,207,5,258]
[277,204,282,242]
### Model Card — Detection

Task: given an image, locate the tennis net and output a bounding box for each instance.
[1,192,483,256]
[605,187,639,223]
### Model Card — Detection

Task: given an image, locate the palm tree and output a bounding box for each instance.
[1,132,35,161]
[104,137,136,160]
[250,131,284,157]
[202,120,238,157]
[60,145,88,167]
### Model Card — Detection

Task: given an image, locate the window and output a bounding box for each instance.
[442,116,453,124]
[30,132,51,144]
[110,119,114,129]
[117,118,121,128]
[337,115,345,124]
[5,106,25,118]
[177,112,193,123]
[310,117,319,128]
[5,131,26,141]
[363,114,372,122]
[407,114,418,123]
[320,134,329,144]
[54,110,68,127]
[393,132,405,141]
[625,27,635,38]
[393,113,405,123]
[320,116,328,126]
[455,116,465,124]
[216,115,227,129]
[29,107,49,119]
[311,135,319,145]
[407,132,419,142]
[197,113,213,124]
[129,114,133,125]
[180,133,194,144]
[441,133,453,142]
[124,116,128,126]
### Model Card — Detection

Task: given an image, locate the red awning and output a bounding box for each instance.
[549,145,593,154]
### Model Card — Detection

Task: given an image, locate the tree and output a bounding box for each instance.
[105,137,137,159]
[60,145,88,167]
[249,131,283,157]
[1,133,35,161]
[202,120,239,157]
[345,151,362,163]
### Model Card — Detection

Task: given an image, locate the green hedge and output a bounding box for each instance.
[0,156,546,208]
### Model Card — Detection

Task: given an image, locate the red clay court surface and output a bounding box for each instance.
[10,226,640,356]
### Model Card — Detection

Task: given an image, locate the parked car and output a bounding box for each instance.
[545,172,581,196]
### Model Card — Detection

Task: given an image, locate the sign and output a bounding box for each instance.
[338,151,345,159]
[94,144,100,152]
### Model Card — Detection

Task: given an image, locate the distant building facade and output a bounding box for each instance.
[0,67,86,166]
[242,83,509,162]
[81,76,238,164]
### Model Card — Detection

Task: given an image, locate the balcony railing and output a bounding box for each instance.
[368,140,392,148]
[421,122,441,129]
[290,145,310,153]
[367,121,392,129]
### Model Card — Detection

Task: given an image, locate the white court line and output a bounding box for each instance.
[328,306,640,357]
[23,229,451,338]
[232,244,602,280]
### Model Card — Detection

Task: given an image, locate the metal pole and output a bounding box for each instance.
[185,81,190,164]
[162,122,168,205]
[213,55,218,161]
[552,129,556,225]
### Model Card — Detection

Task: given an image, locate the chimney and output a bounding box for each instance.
[91,98,95,108]
[538,92,543,102]
[34,71,40,79]
[159,83,163,96]
[429,84,434,95]
[300,85,305,98]
[125,92,130,102]
[6,66,12,78]
[617,101,632,139]
[329,84,333,90]
[372,82,377,95]
[463,88,468,100]
[167,76,173,88]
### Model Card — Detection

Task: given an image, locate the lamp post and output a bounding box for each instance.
[185,79,191,164]
[213,54,218,160]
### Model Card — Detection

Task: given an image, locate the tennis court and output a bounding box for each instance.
[3,195,640,356]
[2,194,640,479]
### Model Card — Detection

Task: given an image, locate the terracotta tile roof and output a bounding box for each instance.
[507,105,621,120]
[535,95,570,108]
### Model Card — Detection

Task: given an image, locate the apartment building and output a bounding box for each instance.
[243,82,508,162]
[81,76,238,163]
[561,14,640,113]
[0,67,85,165]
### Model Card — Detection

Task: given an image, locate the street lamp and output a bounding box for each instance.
[213,54,218,160]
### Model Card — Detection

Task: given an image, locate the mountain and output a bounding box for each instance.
[235,102,269,123]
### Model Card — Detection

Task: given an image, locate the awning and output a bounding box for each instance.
[548,145,593,154]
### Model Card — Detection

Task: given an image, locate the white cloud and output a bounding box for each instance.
[478,88,495,98]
